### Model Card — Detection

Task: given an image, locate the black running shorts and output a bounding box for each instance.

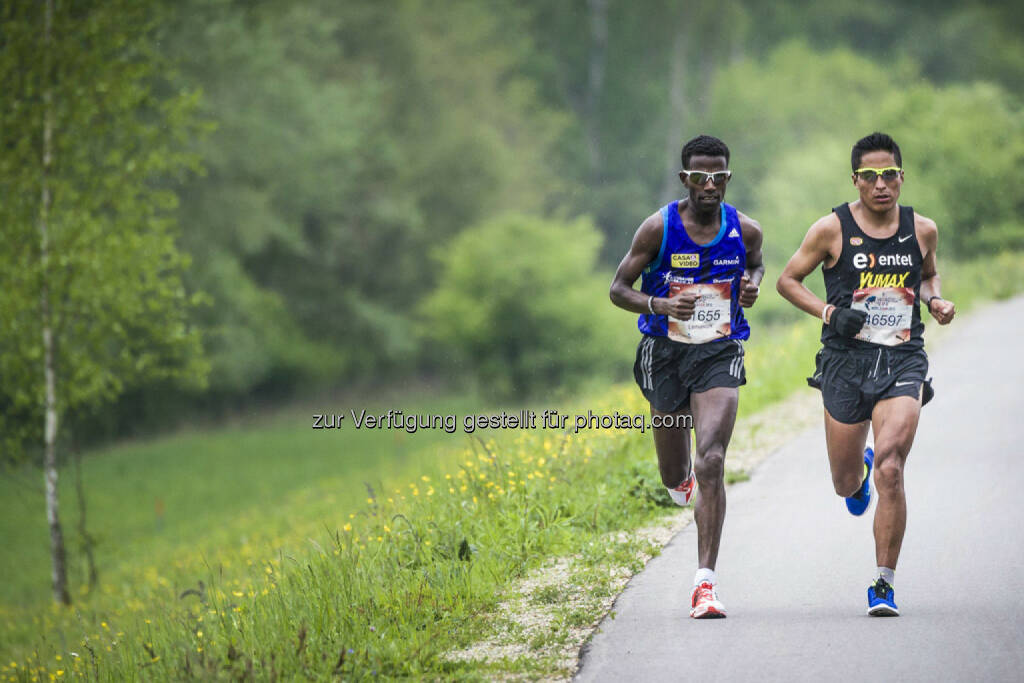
[807,346,931,424]
[633,335,746,413]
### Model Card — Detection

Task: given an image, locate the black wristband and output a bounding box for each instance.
[926,295,943,311]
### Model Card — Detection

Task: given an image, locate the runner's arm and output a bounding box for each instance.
[609,212,696,320]
[916,214,955,325]
[776,216,840,321]
[738,213,764,307]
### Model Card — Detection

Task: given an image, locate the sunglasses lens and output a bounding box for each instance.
[881,169,899,181]
[688,172,710,185]
[858,171,878,183]
[712,172,730,185]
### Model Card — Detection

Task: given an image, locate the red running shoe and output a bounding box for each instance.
[668,470,697,506]
[690,581,727,619]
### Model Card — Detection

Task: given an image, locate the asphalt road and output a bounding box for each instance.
[576,297,1024,683]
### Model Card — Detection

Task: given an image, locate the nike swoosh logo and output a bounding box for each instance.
[894,381,916,387]
[898,234,912,243]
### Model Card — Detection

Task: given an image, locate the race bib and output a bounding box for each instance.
[851,286,914,346]
[667,282,732,344]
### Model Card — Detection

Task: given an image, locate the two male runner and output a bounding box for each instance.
[610,135,763,618]
[777,132,955,615]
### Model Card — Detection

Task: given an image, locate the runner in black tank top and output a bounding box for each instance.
[822,202,924,351]
[776,133,956,617]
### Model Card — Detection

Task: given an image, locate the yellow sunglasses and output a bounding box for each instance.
[854,166,902,183]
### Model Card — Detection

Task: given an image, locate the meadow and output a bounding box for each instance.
[2,250,1022,680]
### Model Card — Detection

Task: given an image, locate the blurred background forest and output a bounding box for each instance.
[3,0,1024,446]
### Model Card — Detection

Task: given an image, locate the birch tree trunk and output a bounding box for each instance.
[40,0,70,606]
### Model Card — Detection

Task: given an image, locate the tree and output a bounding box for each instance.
[0,0,207,603]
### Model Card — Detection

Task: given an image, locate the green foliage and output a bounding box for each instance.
[422,214,631,399]
[879,82,1024,257]
[7,0,1024,440]
[0,0,207,460]
[156,0,577,398]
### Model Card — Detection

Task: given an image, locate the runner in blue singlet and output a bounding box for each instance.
[610,134,765,619]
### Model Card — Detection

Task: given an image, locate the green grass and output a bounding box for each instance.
[2,251,1021,680]
[0,325,819,681]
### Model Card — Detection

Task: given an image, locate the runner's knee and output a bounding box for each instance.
[694,449,725,484]
[832,471,862,497]
[874,456,904,494]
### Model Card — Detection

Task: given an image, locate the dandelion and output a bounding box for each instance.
[232,591,244,597]
[421,475,430,482]
[343,523,352,532]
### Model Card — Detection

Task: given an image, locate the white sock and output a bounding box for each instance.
[877,567,895,585]
[694,567,717,586]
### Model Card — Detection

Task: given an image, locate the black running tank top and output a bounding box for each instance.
[821,203,923,350]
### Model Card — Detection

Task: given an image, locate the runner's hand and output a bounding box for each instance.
[827,307,868,338]
[739,275,760,308]
[660,291,698,321]
[928,298,955,325]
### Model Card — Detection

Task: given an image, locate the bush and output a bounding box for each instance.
[421,214,632,399]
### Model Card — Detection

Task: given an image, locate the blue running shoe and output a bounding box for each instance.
[845,447,874,516]
[867,578,899,616]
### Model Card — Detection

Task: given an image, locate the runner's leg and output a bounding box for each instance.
[689,386,738,570]
[869,394,921,568]
[651,405,692,488]
[824,411,871,496]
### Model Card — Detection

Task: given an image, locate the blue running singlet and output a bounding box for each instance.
[638,201,749,343]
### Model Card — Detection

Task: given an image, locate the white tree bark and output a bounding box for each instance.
[40,0,70,606]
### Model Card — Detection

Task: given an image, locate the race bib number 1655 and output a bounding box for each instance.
[667,282,732,344]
